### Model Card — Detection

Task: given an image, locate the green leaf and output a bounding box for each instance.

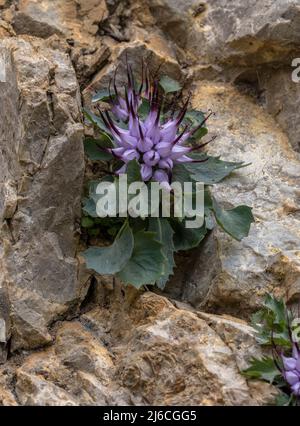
[83,109,107,132]
[82,197,98,218]
[184,109,205,125]
[92,89,112,103]
[243,356,280,383]
[212,197,254,241]
[263,294,287,327]
[83,176,115,217]
[171,164,191,186]
[88,176,115,202]
[84,137,113,161]
[148,218,175,289]
[173,155,250,186]
[204,187,213,210]
[82,221,134,275]
[275,393,294,406]
[183,110,208,140]
[117,231,165,287]
[185,154,249,184]
[138,98,151,119]
[192,127,208,140]
[251,294,291,348]
[170,218,207,251]
[159,75,182,93]
[126,159,142,184]
[81,217,94,228]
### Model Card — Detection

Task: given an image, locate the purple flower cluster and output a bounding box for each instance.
[97,63,212,191]
[282,344,300,396]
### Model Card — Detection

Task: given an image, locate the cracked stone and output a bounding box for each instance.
[0,292,275,406]
[166,81,300,316]
[0,36,86,351]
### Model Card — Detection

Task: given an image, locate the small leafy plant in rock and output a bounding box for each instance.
[81,61,254,289]
[243,294,300,406]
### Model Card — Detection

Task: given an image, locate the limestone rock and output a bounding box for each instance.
[116,293,251,405]
[0,367,18,406]
[196,311,263,371]
[13,0,108,42]
[71,43,111,87]
[147,0,300,66]
[0,37,86,351]
[168,81,300,315]
[0,385,18,406]
[0,18,15,38]
[84,29,182,101]
[260,66,300,152]
[0,292,273,406]
[16,370,80,406]
[10,0,111,87]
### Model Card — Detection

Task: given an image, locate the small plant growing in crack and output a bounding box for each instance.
[243,294,300,406]
[81,60,254,289]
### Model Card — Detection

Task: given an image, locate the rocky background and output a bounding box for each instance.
[0,0,299,406]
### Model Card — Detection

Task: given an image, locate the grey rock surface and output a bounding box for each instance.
[0,37,86,351]
[260,67,300,152]
[148,0,300,66]
[0,291,278,406]
[166,81,300,315]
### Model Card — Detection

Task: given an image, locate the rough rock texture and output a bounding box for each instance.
[146,0,300,66]
[5,0,111,86]
[83,27,182,107]
[139,0,300,153]
[0,292,277,406]
[259,67,300,152]
[13,0,108,41]
[0,0,300,407]
[0,37,86,353]
[166,81,300,316]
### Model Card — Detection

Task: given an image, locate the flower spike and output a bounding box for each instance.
[92,63,214,188]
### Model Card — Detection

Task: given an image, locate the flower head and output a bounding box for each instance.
[97,62,213,190]
[281,344,300,396]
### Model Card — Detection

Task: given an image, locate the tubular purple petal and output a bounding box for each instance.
[153,169,169,184]
[170,145,191,160]
[155,141,172,158]
[158,158,173,169]
[111,147,126,158]
[282,356,297,371]
[285,371,299,386]
[91,65,214,185]
[141,164,153,181]
[122,149,140,162]
[137,136,153,153]
[143,150,160,166]
[174,155,194,164]
[292,382,300,396]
